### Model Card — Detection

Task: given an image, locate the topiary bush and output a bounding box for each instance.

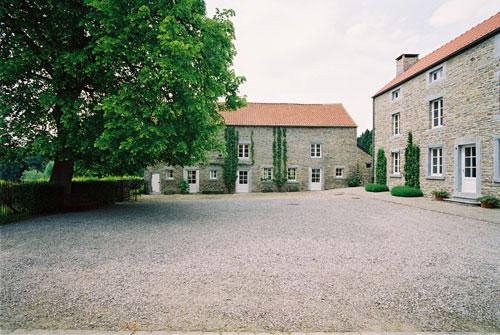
[346,164,362,187]
[390,185,423,197]
[375,148,387,186]
[365,183,389,192]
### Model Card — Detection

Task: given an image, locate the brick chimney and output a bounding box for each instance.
[396,54,419,75]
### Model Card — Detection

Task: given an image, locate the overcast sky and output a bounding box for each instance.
[205,0,500,134]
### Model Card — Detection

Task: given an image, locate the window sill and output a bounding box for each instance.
[209,178,218,181]
[428,126,445,133]
[287,180,299,184]
[166,178,174,181]
[310,157,323,159]
[426,175,445,180]
[390,174,402,178]
[493,177,500,183]
[391,134,402,140]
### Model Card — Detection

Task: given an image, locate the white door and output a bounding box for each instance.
[235,170,250,193]
[461,145,477,193]
[151,173,160,193]
[309,168,322,191]
[186,169,199,193]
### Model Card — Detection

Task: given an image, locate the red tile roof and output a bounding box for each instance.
[374,12,500,97]
[219,102,357,127]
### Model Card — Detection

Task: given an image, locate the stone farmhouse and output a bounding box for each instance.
[373,12,500,201]
[145,103,371,194]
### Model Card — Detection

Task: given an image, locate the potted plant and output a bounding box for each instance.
[432,190,449,201]
[477,195,499,208]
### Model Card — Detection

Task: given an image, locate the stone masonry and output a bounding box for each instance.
[373,31,500,198]
[145,125,372,194]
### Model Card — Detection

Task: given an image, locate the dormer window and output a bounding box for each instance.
[391,88,400,101]
[429,67,443,83]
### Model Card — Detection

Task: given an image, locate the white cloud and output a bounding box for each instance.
[429,0,500,27]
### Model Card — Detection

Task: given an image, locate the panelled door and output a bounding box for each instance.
[461,145,477,193]
[151,173,160,193]
[309,168,322,191]
[186,169,199,193]
[235,170,250,193]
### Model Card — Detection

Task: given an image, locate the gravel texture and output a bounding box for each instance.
[1,191,499,332]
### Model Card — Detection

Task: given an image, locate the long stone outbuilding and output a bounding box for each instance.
[373,12,500,201]
[145,102,371,194]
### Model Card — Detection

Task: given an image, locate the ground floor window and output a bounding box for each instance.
[209,169,218,180]
[311,168,321,183]
[262,167,272,181]
[335,167,344,178]
[166,169,174,180]
[239,170,248,184]
[287,168,297,181]
[430,147,443,176]
[187,170,197,184]
[391,151,400,174]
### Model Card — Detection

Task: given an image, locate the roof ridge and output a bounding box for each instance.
[406,11,500,72]
[247,102,342,106]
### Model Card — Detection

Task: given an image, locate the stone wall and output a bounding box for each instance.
[145,125,372,193]
[373,33,500,197]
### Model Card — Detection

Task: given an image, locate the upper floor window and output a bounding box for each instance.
[262,167,272,181]
[429,67,443,83]
[392,112,400,135]
[238,143,249,159]
[310,143,321,158]
[391,88,400,101]
[392,151,400,175]
[430,98,443,128]
[287,168,297,181]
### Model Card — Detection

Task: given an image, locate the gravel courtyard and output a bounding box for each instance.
[1,190,499,332]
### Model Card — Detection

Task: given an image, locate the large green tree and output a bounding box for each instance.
[357,129,372,154]
[0,0,244,190]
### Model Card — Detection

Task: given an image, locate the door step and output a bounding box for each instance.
[444,196,480,206]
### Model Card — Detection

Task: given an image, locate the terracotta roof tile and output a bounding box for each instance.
[374,12,500,97]
[219,102,357,127]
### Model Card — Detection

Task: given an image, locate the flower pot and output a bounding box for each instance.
[480,202,494,208]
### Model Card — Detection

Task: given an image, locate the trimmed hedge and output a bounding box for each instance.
[365,183,389,192]
[390,185,423,197]
[2,181,65,215]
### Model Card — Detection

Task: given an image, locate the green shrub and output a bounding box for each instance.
[261,184,274,192]
[390,185,423,197]
[71,180,116,205]
[477,195,499,207]
[201,189,225,194]
[163,186,177,195]
[5,182,65,215]
[287,184,300,192]
[179,179,189,194]
[404,132,420,188]
[375,148,387,185]
[365,183,389,192]
[432,190,449,198]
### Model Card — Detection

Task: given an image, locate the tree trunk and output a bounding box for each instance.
[50,159,74,194]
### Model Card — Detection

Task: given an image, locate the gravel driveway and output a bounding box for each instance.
[1,191,499,332]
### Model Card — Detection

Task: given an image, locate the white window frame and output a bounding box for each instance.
[287,167,297,181]
[428,66,443,83]
[430,147,443,177]
[391,151,401,175]
[310,143,322,158]
[262,167,273,181]
[209,169,218,180]
[335,167,344,178]
[494,138,500,183]
[166,169,174,180]
[392,112,400,135]
[430,98,444,128]
[238,143,249,159]
[391,88,401,101]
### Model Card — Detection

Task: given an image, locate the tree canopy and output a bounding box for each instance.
[0,0,245,186]
[357,129,372,154]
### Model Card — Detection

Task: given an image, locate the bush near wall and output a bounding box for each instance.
[1,181,65,216]
[390,185,423,197]
[365,183,389,192]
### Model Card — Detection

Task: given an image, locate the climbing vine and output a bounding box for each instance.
[223,127,239,193]
[250,130,255,165]
[272,127,288,189]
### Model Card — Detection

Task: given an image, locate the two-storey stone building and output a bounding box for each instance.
[145,102,371,193]
[373,13,500,201]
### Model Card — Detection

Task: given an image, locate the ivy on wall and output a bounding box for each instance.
[404,132,420,189]
[223,127,239,193]
[272,127,288,188]
[250,130,255,165]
